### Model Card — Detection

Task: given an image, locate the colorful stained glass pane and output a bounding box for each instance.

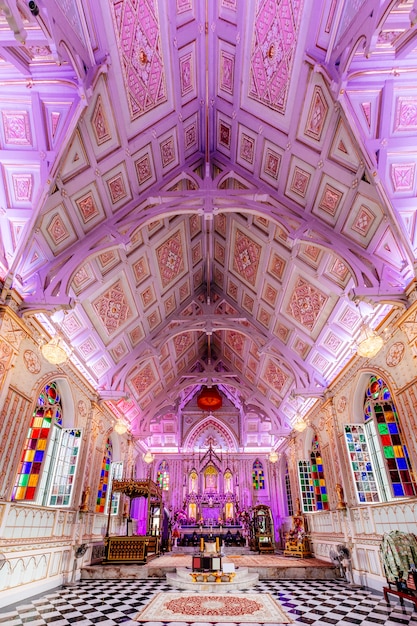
[363,376,416,499]
[157,460,170,491]
[298,460,314,512]
[96,439,113,513]
[310,434,329,511]
[12,381,62,502]
[252,459,265,490]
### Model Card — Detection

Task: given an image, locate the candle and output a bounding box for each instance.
[216,537,220,553]
[200,538,204,552]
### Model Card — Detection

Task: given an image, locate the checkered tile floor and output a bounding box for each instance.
[0,578,416,626]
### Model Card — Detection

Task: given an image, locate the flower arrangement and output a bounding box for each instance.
[188,516,196,525]
[198,517,204,526]
[218,516,223,525]
[173,509,187,524]
[225,516,234,525]
[237,508,251,524]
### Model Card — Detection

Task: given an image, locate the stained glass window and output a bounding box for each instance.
[252,459,265,490]
[345,424,381,503]
[298,460,314,512]
[363,375,416,499]
[48,429,82,506]
[310,435,329,510]
[285,461,294,516]
[12,382,62,501]
[106,461,123,515]
[96,439,112,513]
[157,460,170,491]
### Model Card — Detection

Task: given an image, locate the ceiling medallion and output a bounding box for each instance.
[197,386,222,411]
[139,49,148,65]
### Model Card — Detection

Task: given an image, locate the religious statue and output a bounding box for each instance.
[295,497,301,516]
[336,483,347,510]
[224,470,232,493]
[79,485,90,512]
[189,470,198,493]
[205,469,218,491]
[172,522,181,547]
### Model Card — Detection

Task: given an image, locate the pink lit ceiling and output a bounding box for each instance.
[0,0,416,453]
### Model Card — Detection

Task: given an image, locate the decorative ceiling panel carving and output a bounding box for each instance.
[111,0,168,120]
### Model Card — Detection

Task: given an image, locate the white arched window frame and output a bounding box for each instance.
[344,374,416,503]
[12,380,82,507]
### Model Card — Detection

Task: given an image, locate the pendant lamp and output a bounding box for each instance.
[197,386,222,411]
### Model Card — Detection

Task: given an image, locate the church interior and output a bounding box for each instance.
[1,0,417,623]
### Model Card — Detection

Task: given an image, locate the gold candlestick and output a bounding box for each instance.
[200,538,204,552]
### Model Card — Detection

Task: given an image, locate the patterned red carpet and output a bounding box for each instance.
[134,591,293,623]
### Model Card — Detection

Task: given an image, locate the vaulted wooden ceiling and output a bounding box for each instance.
[1,0,416,453]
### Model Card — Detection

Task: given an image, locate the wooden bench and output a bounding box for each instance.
[383,586,417,611]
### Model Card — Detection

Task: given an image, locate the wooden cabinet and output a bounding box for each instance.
[251,505,275,553]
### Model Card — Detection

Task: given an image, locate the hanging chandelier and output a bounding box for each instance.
[143,450,155,464]
[197,386,222,411]
[114,421,128,435]
[268,450,279,463]
[357,325,384,359]
[293,414,307,432]
[41,336,68,365]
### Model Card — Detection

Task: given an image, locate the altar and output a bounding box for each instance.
[181,442,240,524]
[176,525,246,548]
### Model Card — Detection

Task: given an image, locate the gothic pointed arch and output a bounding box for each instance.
[183,416,239,453]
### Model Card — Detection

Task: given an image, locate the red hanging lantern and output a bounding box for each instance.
[197,386,222,411]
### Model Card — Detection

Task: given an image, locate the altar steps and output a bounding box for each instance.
[165,566,259,591]
[81,553,340,582]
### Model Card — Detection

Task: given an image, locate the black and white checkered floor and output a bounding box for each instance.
[1,578,416,626]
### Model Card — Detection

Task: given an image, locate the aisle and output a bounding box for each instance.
[1,578,416,626]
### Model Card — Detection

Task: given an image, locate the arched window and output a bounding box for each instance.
[252,459,265,490]
[157,460,170,491]
[310,435,329,510]
[345,375,416,502]
[285,461,294,516]
[12,381,81,506]
[96,438,112,513]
